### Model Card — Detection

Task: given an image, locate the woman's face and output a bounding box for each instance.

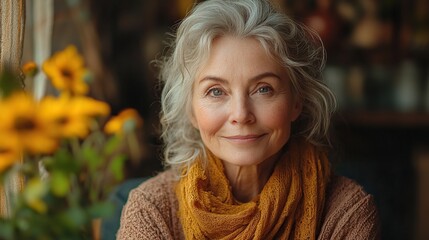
[191,36,302,166]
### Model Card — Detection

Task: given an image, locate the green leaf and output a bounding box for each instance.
[51,147,79,173]
[59,206,86,230]
[108,155,126,181]
[87,201,114,219]
[23,178,48,213]
[0,70,22,97]
[16,218,30,232]
[50,171,70,197]
[104,135,121,155]
[0,221,14,239]
[82,145,102,172]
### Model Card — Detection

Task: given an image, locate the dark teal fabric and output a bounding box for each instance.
[101,178,147,240]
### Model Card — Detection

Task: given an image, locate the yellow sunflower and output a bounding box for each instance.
[42,45,88,95]
[69,96,111,118]
[104,108,143,135]
[38,95,91,138]
[38,94,110,138]
[22,61,39,77]
[0,92,58,154]
[0,132,21,172]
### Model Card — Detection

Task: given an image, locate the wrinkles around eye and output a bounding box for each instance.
[256,86,273,94]
[206,87,225,97]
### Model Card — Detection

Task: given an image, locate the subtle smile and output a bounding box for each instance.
[222,134,267,143]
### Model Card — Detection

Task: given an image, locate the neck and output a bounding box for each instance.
[222,153,280,202]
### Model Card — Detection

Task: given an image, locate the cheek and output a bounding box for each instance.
[258,100,295,131]
[192,104,226,136]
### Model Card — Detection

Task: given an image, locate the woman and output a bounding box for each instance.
[117,0,380,239]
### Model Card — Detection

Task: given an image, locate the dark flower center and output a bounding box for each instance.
[0,147,12,155]
[55,116,70,126]
[61,68,74,81]
[14,117,36,132]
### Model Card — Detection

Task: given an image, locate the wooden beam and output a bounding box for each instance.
[0,0,26,72]
[0,0,26,217]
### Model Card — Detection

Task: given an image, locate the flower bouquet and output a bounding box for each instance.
[0,46,142,239]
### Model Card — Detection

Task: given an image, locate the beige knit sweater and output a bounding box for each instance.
[117,170,380,239]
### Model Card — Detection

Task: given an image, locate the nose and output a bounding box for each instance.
[229,95,255,125]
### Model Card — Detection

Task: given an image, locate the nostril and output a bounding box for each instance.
[230,108,255,124]
[229,97,255,124]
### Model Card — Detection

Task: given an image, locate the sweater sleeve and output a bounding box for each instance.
[116,190,173,239]
[116,171,180,240]
[318,176,381,240]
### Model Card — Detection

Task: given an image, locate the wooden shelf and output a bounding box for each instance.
[334,111,429,128]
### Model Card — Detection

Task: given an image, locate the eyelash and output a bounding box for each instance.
[205,85,273,97]
[206,87,224,97]
[256,85,273,94]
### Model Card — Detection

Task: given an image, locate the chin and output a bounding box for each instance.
[220,151,277,167]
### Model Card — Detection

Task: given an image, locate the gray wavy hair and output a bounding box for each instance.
[158,0,336,170]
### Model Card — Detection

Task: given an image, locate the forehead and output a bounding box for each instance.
[196,36,285,80]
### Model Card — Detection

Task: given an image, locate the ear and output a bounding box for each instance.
[291,97,303,122]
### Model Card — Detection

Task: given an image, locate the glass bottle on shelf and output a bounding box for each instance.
[394,59,420,112]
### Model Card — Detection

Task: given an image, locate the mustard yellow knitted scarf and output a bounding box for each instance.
[176,138,331,240]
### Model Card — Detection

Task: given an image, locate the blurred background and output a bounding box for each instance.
[21,0,429,239]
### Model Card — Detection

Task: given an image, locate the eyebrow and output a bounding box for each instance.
[198,72,282,84]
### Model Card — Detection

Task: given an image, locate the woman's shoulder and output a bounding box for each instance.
[318,175,381,240]
[117,169,182,240]
[131,169,178,201]
[326,175,372,204]
[125,169,180,219]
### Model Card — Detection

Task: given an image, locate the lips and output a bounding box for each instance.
[223,134,266,142]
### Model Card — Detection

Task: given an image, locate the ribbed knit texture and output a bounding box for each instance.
[118,167,380,240]
[175,139,330,240]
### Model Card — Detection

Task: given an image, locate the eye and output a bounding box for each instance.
[256,85,273,94]
[207,87,224,97]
